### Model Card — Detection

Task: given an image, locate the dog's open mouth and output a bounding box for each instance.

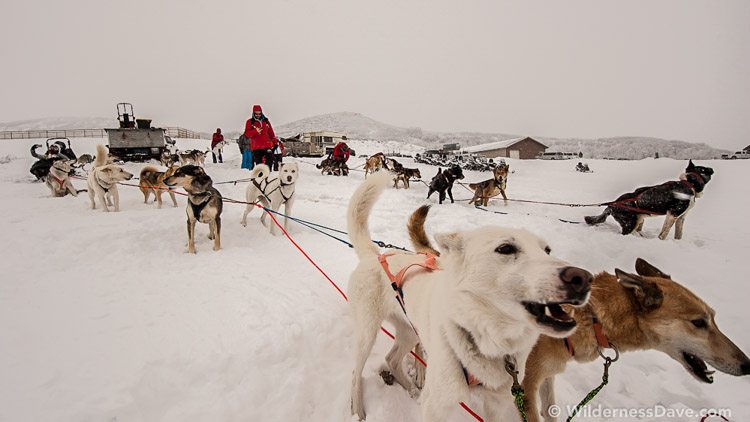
[682,352,715,383]
[522,301,577,332]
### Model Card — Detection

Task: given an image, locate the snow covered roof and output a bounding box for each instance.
[462,136,546,153]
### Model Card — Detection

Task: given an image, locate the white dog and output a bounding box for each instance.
[347,172,593,421]
[240,162,298,235]
[87,145,134,212]
[45,159,82,197]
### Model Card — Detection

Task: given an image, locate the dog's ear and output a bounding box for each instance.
[100,167,112,174]
[687,160,695,170]
[616,268,664,310]
[434,232,464,255]
[634,258,671,279]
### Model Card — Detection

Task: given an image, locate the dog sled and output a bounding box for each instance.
[104,103,170,162]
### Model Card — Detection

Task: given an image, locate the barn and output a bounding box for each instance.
[463,136,548,160]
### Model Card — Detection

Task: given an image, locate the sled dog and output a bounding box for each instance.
[393,167,421,189]
[363,154,388,178]
[178,149,207,167]
[316,157,349,176]
[349,175,593,421]
[45,159,83,197]
[160,150,179,167]
[241,162,299,235]
[468,164,509,206]
[426,164,465,204]
[584,160,713,239]
[521,258,750,422]
[87,145,133,212]
[139,165,179,209]
[163,165,222,253]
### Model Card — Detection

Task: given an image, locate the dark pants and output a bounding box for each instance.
[212,150,222,163]
[252,149,274,167]
[273,154,283,171]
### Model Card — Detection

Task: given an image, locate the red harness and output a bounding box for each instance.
[378,252,441,309]
[49,173,66,189]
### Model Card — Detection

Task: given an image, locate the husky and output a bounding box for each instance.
[163,165,222,253]
[393,167,421,189]
[139,165,179,209]
[87,145,134,212]
[241,162,299,235]
[426,164,465,204]
[73,154,94,170]
[521,258,750,422]
[349,175,593,421]
[44,159,85,197]
[210,140,229,159]
[468,164,510,206]
[363,154,388,178]
[585,160,713,239]
[160,150,179,167]
[316,157,349,176]
[178,149,207,167]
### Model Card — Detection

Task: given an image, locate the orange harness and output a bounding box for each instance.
[378,252,441,310]
[563,313,611,357]
[378,253,483,387]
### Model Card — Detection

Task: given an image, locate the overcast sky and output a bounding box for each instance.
[1,0,748,149]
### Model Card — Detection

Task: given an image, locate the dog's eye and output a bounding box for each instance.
[495,244,517,255]
[691,319,707,329]
[544,247,551,255]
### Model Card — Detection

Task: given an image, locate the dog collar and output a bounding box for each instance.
[563,313,612,357]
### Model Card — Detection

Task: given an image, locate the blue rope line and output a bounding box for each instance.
[473,205,581,224]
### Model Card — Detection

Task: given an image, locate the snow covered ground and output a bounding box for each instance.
[0,137,748,422]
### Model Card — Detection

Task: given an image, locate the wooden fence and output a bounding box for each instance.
[0,127,207,140]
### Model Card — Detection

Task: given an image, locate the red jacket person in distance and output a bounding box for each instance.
[245,105,277,167]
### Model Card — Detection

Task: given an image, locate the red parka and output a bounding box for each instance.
[244,105,276,151]
[211,129,224,148]
[333,142,350,162]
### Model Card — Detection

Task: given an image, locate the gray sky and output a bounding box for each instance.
[1,0,748,149]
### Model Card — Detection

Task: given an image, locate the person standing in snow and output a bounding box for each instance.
[238,134,253,170]
[211,128,224,163]
[245,105,276,168]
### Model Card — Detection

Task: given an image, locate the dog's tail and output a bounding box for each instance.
[407,205,441,256]
[584,208,611,225]
[347,171,391,260]
[93,145,108,168]
[140,165,158,179]
[250,163,270,181]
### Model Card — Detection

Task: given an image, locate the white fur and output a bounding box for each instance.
[240,163,299,235]
[86,145,134,212]
[347,172,590,421]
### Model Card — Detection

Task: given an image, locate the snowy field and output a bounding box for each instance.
[0,137,748,422]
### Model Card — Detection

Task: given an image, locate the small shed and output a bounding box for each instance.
[463,136,547,160]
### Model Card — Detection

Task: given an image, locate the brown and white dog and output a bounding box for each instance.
[139,165,179,209]
[349,175,592,421]
[87,145,134,212]
[316,157,349,176]
[164,165,222,253]
[521,259,750,422]
[177,149,207,167]
[45,159,84,197]
[468,164,510,206]
[363,154,388,178]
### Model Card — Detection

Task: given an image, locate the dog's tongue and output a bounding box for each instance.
[548,304,573,322]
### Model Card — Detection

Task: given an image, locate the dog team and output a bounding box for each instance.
[27,118,745,420]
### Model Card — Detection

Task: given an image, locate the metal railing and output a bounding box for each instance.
[0,127,207,140]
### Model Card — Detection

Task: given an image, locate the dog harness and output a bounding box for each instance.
[563,313,611,357]
[378,252,441,310]
[49,173,66,189]
[188,194,211,218]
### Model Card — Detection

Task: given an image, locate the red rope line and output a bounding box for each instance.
[70,172,485,420]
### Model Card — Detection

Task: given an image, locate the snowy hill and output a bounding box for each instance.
[1,114,729,160]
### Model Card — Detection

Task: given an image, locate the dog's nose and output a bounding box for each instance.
[559,266,593,293]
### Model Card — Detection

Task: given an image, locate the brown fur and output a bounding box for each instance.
[522,259,750,422]
[468,165,509,206]
[363,155,387,178]
[393,167,421,189]
[316,157,349,176]
[139,165,179,209]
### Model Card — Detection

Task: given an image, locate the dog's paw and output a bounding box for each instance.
[408,387,421,399]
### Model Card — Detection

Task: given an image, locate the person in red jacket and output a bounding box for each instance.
[245,105,277,167]
[211,128,224,163]
[332,142,350,163]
